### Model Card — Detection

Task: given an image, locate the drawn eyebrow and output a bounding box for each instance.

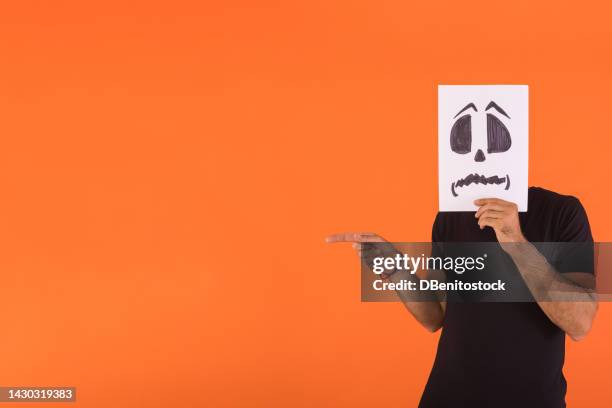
[453,103,478,119]
[485,101,511,119]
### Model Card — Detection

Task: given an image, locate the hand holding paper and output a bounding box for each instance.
[474,197,526,245]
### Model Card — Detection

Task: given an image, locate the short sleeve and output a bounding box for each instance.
[431,212,445,258]
[558,196,593,243]
[554,197,594,274]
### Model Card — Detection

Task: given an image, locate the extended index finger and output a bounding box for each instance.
[325,232,383,243]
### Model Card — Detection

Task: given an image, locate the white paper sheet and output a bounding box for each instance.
[438,85,528,212]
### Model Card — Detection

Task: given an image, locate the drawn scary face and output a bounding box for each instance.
[449,101,512,197]
[438,85,528,212]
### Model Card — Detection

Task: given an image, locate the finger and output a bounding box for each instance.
[358,235,385,242]
[325,232,383,243]
[478,216,500,230]
[474,198,513,207]
[475,203,507,218]
[361,245,382,257]
[352,243,362,251]
[475,208,504,220]
[325,232,364,243]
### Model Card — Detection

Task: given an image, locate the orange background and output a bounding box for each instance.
[0,1,611,407]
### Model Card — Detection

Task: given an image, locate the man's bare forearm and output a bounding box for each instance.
[387,269,445,332]
[506,242,598,341]
[475,198,598,341]
[326,232,446,332]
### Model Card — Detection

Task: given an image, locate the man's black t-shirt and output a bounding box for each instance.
[418,187,593,408]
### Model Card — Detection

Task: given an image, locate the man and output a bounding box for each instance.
[327,187,597,407]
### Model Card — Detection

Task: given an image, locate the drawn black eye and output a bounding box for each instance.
[486,113,511,153]
[450,114,471,154]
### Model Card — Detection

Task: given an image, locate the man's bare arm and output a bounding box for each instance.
[505,243,597,341]
[326,232,445,332]
[387,267,446,332]
[475,198,598,341]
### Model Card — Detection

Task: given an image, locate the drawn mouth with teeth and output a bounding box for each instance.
[451,173,510,197]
